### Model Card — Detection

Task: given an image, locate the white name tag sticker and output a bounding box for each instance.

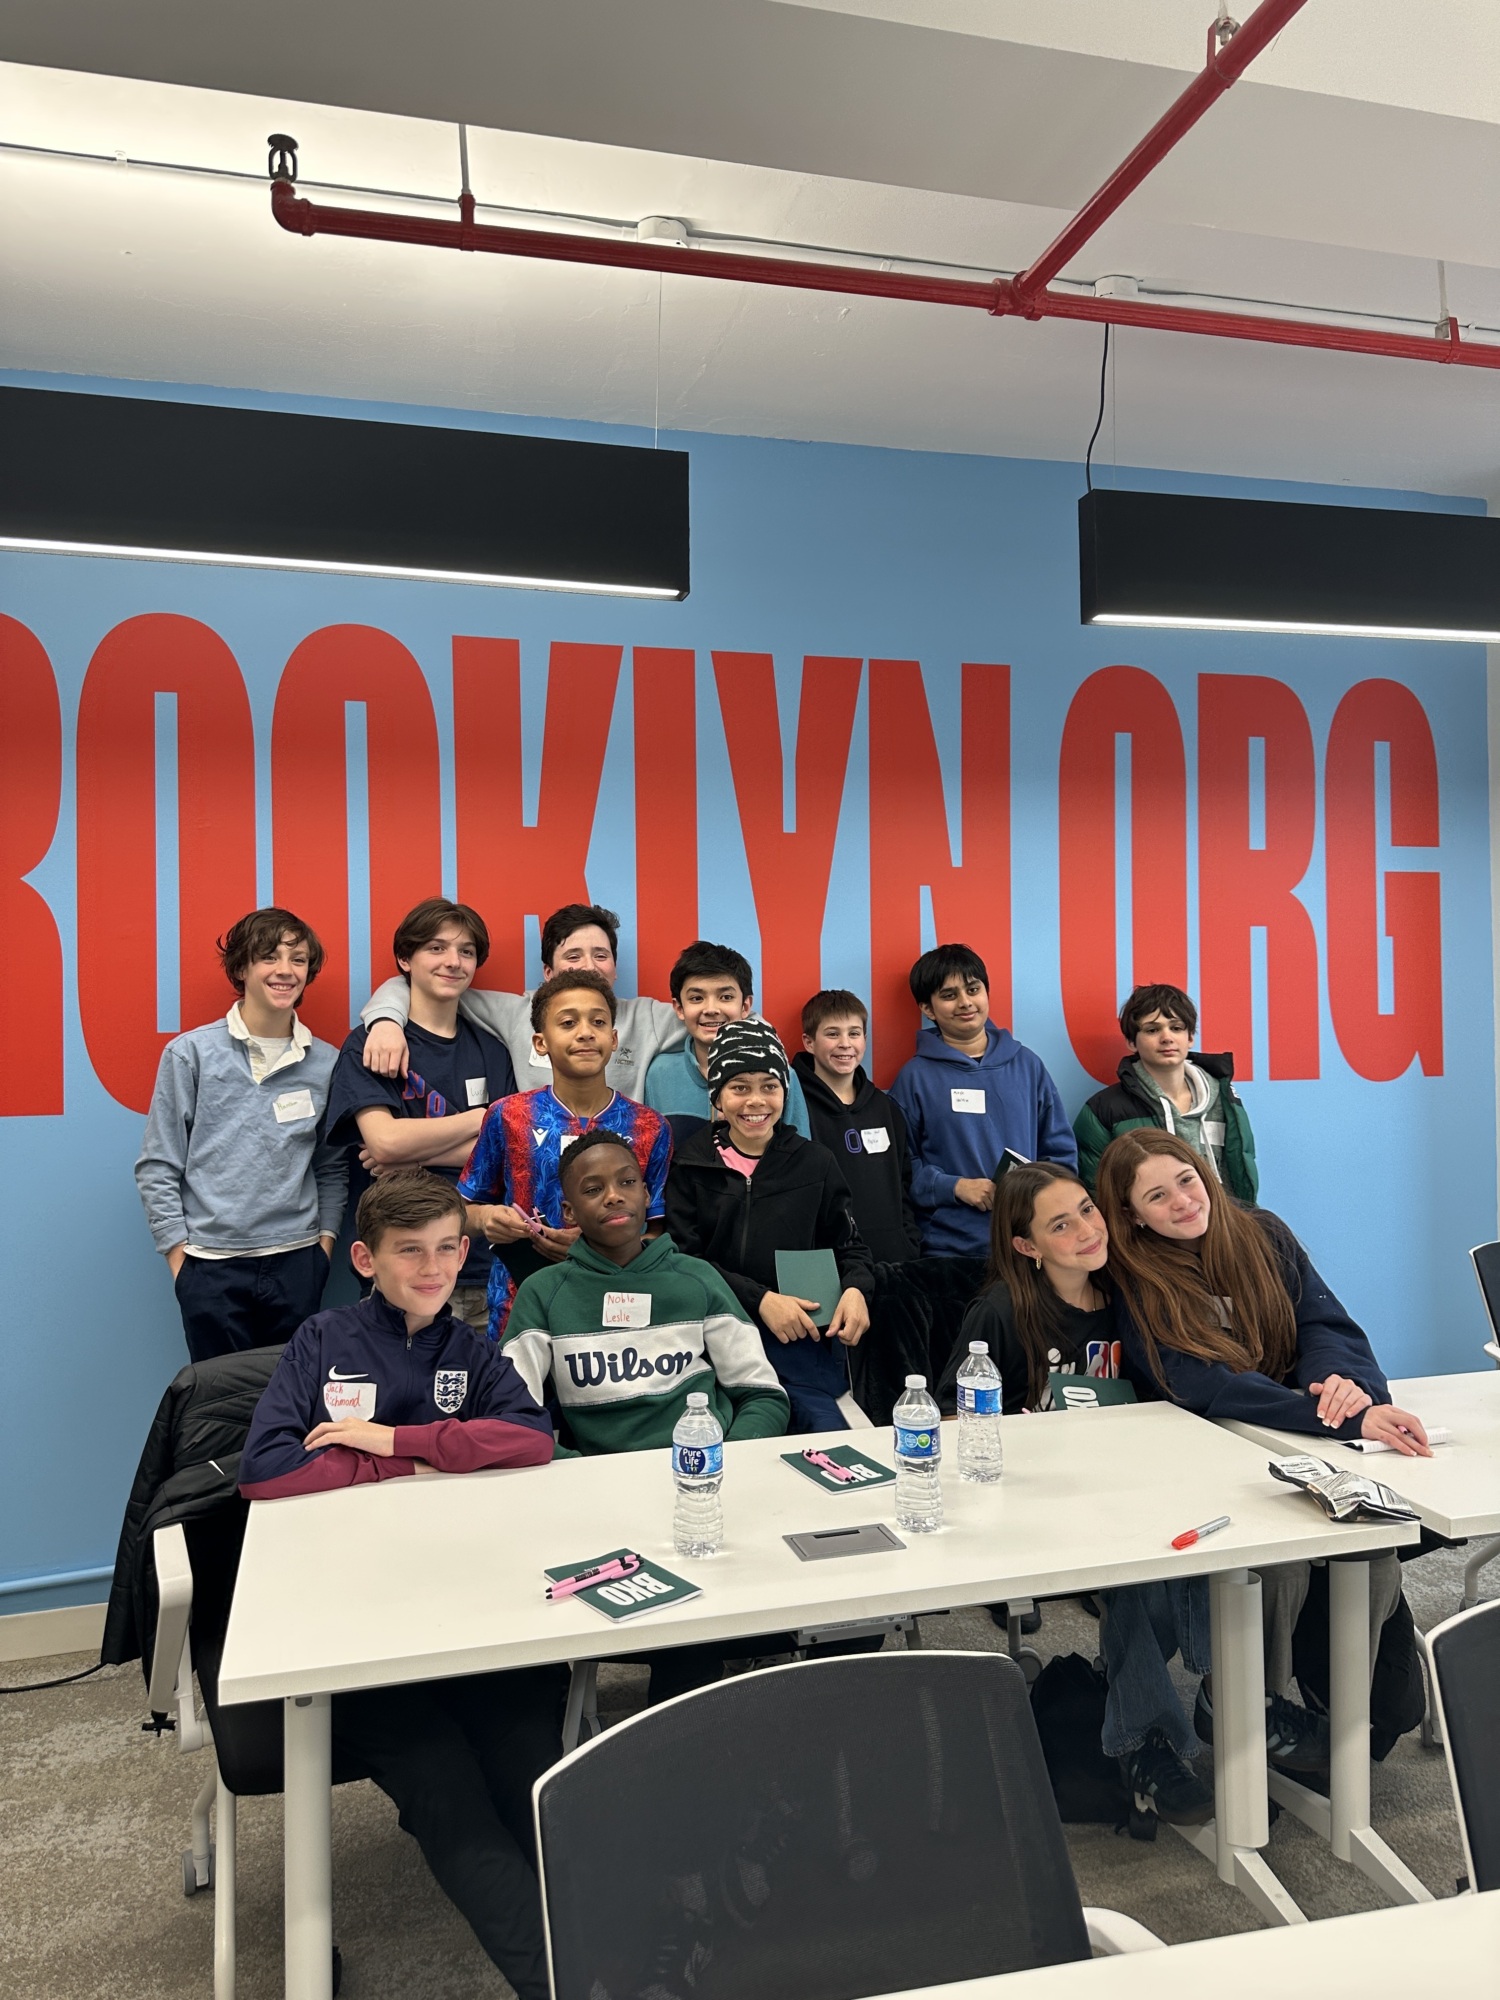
[950,1088,986,1114]
[465,1076,489,1108]
[1204,1121,1227,1150]
[323,1379,377,1421]
[273,1088,316,1124]
[602,1291,652,1329]
[860,1126,891,1154]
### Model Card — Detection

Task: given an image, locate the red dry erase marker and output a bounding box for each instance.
[1171,1515,1231,1551]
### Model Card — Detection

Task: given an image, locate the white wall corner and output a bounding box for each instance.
[0,1598,107,1664]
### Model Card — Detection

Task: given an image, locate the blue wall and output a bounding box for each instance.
[1,369,1492,1612]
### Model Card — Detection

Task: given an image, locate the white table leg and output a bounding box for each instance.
[1205,1566,1306,1926]
[1328,1556,1432,1905]
[284,1692,333,2000]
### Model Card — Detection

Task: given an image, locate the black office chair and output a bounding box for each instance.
[1426,1598,1500,1892]
[103,1350,360,1998]
[534,1651,1160,2000]
[1459,1244,1500,1607]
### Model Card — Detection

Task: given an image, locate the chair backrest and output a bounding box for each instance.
[1467,1243,1500,1349]
[534,1651,1090,2000]
[1426,1598,1500,1892]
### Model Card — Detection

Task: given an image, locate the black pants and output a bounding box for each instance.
[333,1667,565,2000]
[646,1633,884,1706]
[174,1243,329,1361]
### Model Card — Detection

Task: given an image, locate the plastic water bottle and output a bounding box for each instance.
[956,1342,1004,1484]
[893,1374,943,1533]
[672,1392,724,1557]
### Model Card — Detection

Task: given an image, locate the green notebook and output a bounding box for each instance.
[774,1248,842,1326]
[543,1547,702,1623]
[1048,1375,1138,1412]
[781,1444,896,1493]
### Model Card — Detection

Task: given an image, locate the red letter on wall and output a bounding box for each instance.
[273,626,442,1046]
[0,617,64,1114]
[1058,666,1188,1084]
[1197,675,1320,1080]
[452,638,623,992]
[634,648,698,1000]
[867,661,1011,1086]
[712,653,862,1049]
[77,615,257,1112]
[1325,679,1443,1081]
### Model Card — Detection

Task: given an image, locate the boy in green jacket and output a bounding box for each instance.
[504,1130,789,1455]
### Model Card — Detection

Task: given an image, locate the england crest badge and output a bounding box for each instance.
[433,1369,468,1415]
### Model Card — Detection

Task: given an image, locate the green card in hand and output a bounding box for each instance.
[775,1248,842,1326]
[1048,1374,1138,1412]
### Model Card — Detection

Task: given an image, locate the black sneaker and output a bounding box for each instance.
[1194,1681,1331,1773]
[1118,1729,1214,1825]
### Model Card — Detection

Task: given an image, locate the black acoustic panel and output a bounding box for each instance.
[1079,487,1500,637]
[0,386,689,596]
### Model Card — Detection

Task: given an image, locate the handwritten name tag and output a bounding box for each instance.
[602,1291,651,1329]
[860,1126,891,1154]
[950,1088,986,1114]
[465,1076,489,1107]
[324,1380,377,1421]
[273,1088,316,1124]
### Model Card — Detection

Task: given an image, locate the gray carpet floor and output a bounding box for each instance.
[1,1545,1485,1999]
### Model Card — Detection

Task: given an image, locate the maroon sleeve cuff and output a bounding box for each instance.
[392,1418,554,1474]
[240,1447,418,1499]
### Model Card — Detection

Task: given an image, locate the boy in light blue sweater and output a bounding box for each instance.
[642,940,811,1136]
[135,907,347,1360]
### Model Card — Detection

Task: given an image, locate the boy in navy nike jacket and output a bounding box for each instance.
[240,1171,556,2000]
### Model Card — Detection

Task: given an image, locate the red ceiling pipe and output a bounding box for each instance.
[1006,0,1312,312]
[270,178,1500,371]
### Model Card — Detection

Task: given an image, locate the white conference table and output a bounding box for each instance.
[891,1887,1499,1999]
[219,1404,1417,1999]
[1220,1367,1500,1905]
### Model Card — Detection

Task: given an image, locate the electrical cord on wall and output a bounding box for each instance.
[1084,321,1112,493]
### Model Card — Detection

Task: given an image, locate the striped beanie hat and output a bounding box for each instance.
[706,1018,790,1104]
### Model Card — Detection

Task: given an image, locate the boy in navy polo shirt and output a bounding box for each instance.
[325,898,516,1330]
[240,1170,556,2000]
[459,971,672,1339]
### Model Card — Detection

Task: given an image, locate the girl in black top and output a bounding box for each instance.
[937,1161,1128,1413]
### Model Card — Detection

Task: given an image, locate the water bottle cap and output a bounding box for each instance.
[968,1341,987,1353]
[686,1391,708,1407]
[904,1374,926,1388]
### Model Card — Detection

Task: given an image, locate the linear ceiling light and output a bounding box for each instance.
[0,388,690,599]
[1079,488,1500,643]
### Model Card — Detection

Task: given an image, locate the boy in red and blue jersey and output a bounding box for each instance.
[459,971,672,1339]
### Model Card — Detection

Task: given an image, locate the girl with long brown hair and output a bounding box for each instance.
[937,1160,1216,1828]
[1096,1128,1428,1770]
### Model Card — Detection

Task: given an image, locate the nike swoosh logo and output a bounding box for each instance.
[327,1367,369,1381]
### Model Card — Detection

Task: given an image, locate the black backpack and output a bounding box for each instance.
[1028,1652,1155,1841]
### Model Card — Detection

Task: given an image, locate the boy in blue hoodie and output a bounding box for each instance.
[888,945,1075,1259]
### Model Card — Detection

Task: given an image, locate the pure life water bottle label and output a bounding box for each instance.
[895,1425,939,1461]
[673,1442,724,1478]
[957,1385,1002,1416]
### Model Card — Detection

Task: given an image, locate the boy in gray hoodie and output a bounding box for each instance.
[135,907,347,1359]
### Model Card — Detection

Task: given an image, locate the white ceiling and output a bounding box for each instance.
[2,1,1498,498]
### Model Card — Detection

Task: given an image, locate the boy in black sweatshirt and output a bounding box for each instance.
[793,988,922,1265]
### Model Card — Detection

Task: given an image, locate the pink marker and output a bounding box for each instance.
[546,1553,641,1600]
[803,1448,855,1484]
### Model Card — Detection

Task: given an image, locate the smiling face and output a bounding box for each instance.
[546,924,617,988]
[1128,1153,1212,1242]
[400,922,478,1009]
[804,1013,866,1084]
[242,932,312,1022]
[536,989,619,1081]
[562,1145,650,1263]
[1132,1009,1192,1071]
[675,975,751,1051]
[352,1213,468,1324]
[1013,1179,1108,1284]
[923,971,990,1047]
[715,1070,785,1154]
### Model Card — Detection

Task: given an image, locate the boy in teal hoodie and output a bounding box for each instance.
[504,1129,789,1454]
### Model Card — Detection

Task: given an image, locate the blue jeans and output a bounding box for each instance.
[1097,1579,1211,1760]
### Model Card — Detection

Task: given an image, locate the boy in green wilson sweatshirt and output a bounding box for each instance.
[503,1129,789,1456]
